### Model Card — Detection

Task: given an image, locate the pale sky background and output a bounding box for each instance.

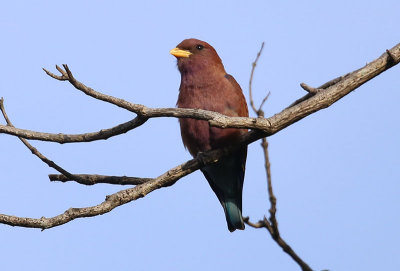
[1,1,399,270]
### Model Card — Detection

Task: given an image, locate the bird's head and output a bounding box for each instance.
[170,39,226,76]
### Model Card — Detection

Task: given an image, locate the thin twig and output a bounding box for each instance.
[242,217,265,228]
[245,137,313,271]
[263,138,312,271]
[245,44,313,271]
[258,91,271,114]
[0,98,84,183]
[289,71,352,109]
[0,116,148,143]
[249,42,265,113]
[300,82,320,94]
[42,67,67,81]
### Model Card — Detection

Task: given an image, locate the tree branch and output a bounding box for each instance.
[245,137,313,271]
[244,45,313,271]
[0,98,94,184]
[0,116,148,143]
[249,42,265,113]
[0,130,261,229]
[49,174,152,186]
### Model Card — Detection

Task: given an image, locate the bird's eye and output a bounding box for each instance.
[196,44,204,50]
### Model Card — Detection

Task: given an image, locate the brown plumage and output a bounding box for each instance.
[171,39,249,232]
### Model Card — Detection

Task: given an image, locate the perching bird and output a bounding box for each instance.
[170,39,249,232]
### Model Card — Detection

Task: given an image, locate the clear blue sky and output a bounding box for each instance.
[1,1,399,270]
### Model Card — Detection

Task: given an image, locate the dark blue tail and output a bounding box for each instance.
[224,200,245,232]
[201,148,247,232]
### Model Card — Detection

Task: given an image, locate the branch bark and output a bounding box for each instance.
[49,174,152,186]
[0,116,148,143]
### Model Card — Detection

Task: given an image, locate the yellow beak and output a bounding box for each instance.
[170,47,192,58]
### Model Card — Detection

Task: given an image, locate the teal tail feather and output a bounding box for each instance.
[224,200,245,232]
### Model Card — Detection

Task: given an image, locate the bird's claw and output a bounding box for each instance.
[196,151,218,167]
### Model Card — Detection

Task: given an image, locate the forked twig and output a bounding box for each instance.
[244,43,313,271]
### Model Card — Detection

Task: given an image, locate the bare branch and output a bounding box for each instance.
[0,98,87,183]
[0,160,195,229]
[49,174,152,186]
[286,43,399,110]
[42,67,67,81]
[0,130,261,229]
[249,42,265,113]
[0,116,148,143]
[243,217,265,228]
[258,91,271,114]
[245,45,313,270]
[245,137,313,271]
[300,82,320,94]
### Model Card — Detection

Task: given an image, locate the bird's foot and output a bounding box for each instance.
[196,151,219,167]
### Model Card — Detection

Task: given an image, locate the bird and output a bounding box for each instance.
[170,38,249,232]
